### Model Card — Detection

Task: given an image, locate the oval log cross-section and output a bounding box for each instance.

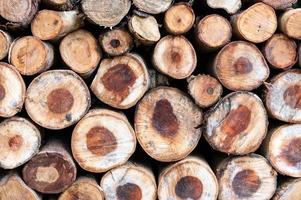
[205,92,268,155]
[101,163,157,200]
[273,178,301,200]
[72,109,136,173]
[206,0,242,14]
[135,87,202,162]
[280,9,301,40]
[261,0,297,9]
[133,0,173,14]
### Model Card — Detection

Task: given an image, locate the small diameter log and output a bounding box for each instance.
[81,0,131,27]
[0,117,41,169]
[0,62,25,117]
[263,34,298,70]
[60,29,102,77]
[135,87,203,162]
[25,70,91,129]
[71,109,136,173]
[0,173,40,200]
[260,0,297,9]
[164,3,195,35]
[31,10,83,41]
[128,14,161,45]
[231,3,277,43]
[101,162,157,200]
[0,30,12,60]
[91,53,149,109]
[216,154,277,200]
[205,92,268,155]
[213,41,269,91]
[158,156,218,200]
[100,28,133,56]
[42,0,78,11]
[265,69,301,123]
[133,0,173,14]
[280,9,301,40]
[9,36,54,76]
[22,140,77,194]
[206,0,242,14]
[59,177,104,200]
[195,14,232,51]
[153,35,197,79]
[273,178,301,200]
[187,74,223,108]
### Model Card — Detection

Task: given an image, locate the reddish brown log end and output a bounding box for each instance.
[0,84,5,100]
[116,183,142,200]
[8,135,23,151]
[281,138,301,166]
[283,85,301,109]
[234,57,253,74]
[47,88,74,114]
[175,176,203,199]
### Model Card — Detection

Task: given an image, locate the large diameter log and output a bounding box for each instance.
[213,41,269,91]
[9,36,54,76]
[263,34,298,70]
[101,162,157,200]
[205,92,268,155]
[81,0,131,27]
[25,70,91,129]
[135,87,202,162]
[22,140,77,194]
[72,109,136,173]
[31,10,84,41]
[231,3,277,43]
[206,0,242,14]
[42,0,78,11]
[133,0,173,14]
[0,62,25,117]
[273,178,301,200]
[60,29,102,77]
[91,53,149,109]
[0,117,41,169]
[158,156,218,200]
[260,0,297,9]
[280,9,301,40]
[0,30,12,60]
[216,154,277,200]
[153,35,197,79]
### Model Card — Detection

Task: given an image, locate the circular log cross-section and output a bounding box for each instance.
[261,0,297,9]
[0,63,26,117]
[164,3,195,35]
[100,28,133,56]
[158,156,218,200]
[280,9,301,40]
[205,92,268,155]
[153,35,197,79]
[0,30,12,60]
[195,14,232,51]
[25,70,91,129]
[9,36,54,76]
[216,154,277,200]
[22,140,77,194]
[101,163,157,200]
[0,117,41,169]
[72,109,136,173]
[213,41,269,91]
[187,74,223,108]
[91,53,149,109]
[206,0,242,14]
[273,178,301,200]
[42,0,78,11]
[81,0,131,27]
[135,87,203,162]
[133,0,173,14]
[60,29,102,77]
[231,3,277,43]
[263,34,298,70]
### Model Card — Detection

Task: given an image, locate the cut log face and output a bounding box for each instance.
[81,0,131,27]
[42,0,78,11]
[25,70,91,129]
[31,10,83,41]
[265,69,301,123]
[133,0,173,14]
[280,9,301,40]
[91,53,149,109]
[188,74,223,108]
[0,30,12,60]
[231,3,277,43]
[22,140,77,194]
[153,35,197,79]
[260,0,297,9]
[206,0,242,14]
[263,34,298,70]
[71,109,136,173]
[100,28,133,56]
[164,3,195,35]
[273,178,301,200]
[0,173,41,200]
[213,41,269,91]
[0,117,41,169]
[9,36,54,76]
[101,163,157,200]
[135,87,203,162]
[195,14,232,51]
[205,92,268,155]
[60,29,102,77]
[0,62,26,117]
[158,156,218,200]
[216,154,277,200]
